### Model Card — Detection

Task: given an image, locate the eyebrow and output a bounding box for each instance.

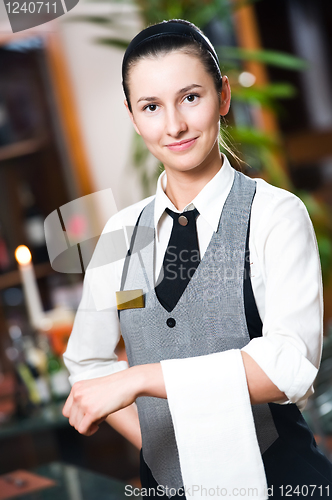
[137,84,203,104]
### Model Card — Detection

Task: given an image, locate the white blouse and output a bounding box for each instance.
[63,153,323,412]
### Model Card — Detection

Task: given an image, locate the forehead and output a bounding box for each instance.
[128,51,214,97]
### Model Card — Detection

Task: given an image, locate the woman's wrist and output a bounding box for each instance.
[130,363,167,400]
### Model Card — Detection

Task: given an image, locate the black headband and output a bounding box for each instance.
[122,20,220,81]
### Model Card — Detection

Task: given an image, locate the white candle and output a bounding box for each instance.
[15,245,44,330]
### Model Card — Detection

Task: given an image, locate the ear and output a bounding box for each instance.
[124,99,141,136]
[219,76,231,117]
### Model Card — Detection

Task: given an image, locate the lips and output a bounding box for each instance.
[166,137,198,151]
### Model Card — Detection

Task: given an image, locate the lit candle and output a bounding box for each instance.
[15,245,44,330]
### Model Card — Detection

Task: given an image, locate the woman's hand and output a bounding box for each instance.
[62,367,140,436]
[62,363,166,436]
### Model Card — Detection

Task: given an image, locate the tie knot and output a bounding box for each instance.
[165,207,199,227]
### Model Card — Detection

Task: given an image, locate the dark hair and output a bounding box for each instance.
[122,19,242,169]
[122,19,222,114]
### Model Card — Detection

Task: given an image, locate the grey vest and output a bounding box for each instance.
[118,170,278,489]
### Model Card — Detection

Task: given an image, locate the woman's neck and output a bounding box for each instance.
[164,151,223,212]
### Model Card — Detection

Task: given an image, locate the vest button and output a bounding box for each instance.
[166,317,176,328]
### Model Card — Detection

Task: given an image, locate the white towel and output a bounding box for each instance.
[160,349,268,500]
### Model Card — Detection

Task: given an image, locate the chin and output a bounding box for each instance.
[164,153,207,170]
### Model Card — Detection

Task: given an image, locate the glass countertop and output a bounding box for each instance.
[7,461,141,500]
[0,400,68,440]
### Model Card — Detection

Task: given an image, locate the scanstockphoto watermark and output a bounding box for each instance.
[153,244,251,287]
[160,262,251,283]
[124,484,272,497]
[162,244,249,267]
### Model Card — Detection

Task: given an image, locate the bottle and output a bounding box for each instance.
[47,352,71,401]
[6,326,52,411]
[37,331,71,401]
[6,329,40,414]
[22,336,52,405]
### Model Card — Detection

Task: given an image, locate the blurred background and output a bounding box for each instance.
[0,0,332,495]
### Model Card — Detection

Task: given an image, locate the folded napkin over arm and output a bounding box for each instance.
[160,349,268,500]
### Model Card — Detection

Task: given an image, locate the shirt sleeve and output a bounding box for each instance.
[62,267,128,387]
[62,216,130,386]
[241,190,323,407]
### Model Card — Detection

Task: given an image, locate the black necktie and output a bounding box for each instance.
[155,207,200,312]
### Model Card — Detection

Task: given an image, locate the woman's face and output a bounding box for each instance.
[125,50,230,175]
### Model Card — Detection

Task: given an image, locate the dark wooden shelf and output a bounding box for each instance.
[285,129,332,167]
[0,134,49,163]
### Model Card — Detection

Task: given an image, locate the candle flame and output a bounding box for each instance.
[15,245,32,265]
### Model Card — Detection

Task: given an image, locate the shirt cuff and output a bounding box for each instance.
[66,360,129,386]
[241,337,318,404]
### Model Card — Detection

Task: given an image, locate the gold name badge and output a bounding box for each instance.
[116,289,145,310]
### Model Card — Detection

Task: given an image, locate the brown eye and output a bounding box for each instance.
[144,104,158,112]
[185,94,199,103]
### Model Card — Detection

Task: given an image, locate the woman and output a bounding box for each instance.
[62,19,332,499]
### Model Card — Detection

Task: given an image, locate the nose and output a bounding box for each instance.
[165,107,188,138]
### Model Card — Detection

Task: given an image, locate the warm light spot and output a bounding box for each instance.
[39,317,53,331]
[15,245,32,265]
[238,71,256,87]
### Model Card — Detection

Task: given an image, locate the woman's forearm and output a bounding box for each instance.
[134,363,167,399]
[62,352,287,436]
[240,351,287,404]
[134,352,287,405]
[105,403,142,449]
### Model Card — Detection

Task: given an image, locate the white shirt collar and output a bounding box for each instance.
[154,153,235,242]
